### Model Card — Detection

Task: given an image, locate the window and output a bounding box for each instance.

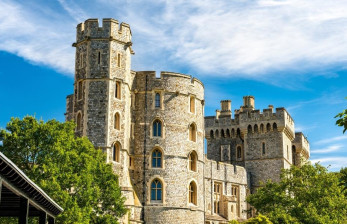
[152,149,162,168]
[287,145,289,159]
[226,129,230,138]
[117,53,121,67]
[189,123,197,142]
[189,181,197,205]
[115,81,121,99]
[79,53,84,68]
[273,123,277,131]
[292,145,296,165]
[231,129,235,137]
[113,143,120,162]
[266,123,271,132]
[77,81,83,100]
[214,182,222,214]
[155,93,161,108]
[262,142,266,155]
[260,124,264,133]
[151,179,162,202]
[254,124,258,133]
[237,146,242,159]
[76,113,82,131]
[210,130,214,139]
[189,151,197,172]
[248,125,252,133]
[236,128,241,137]
[114,113,120,130]
[190,96,195,113]
[98,51,101,65]
[153,120,162,137]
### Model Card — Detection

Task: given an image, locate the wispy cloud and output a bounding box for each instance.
[315,135,347,145]
[2,0,347,79]
[311,144,344,154]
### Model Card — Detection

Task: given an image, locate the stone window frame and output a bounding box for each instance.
[116,52,122,68]
[150,147,164,169]
[262,142,266,156]
[114,112,121,130]
[187,150,198,172]
[115,80,121,100]
[147,176,166,205]
[152,90,164,110]
[187,179,198,206]
[76,111,82,131]
[79,52,84,69]
[231,184,240,217]
[189,95,196,114]
[188,122,197,142]
[150,118,165,139]
[213,181,223,214]
[77,80,83,101]
[112,142,121,163]
[236,145,243,161]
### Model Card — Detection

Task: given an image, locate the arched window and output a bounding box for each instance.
[113,143,120,162]
[151,179,162,202]
[152,149,162,168]
[114,113,120,130]
[153,120,162,137]
[248,125,252,133]
[236,128,241,137]
[260,124,264,133]
[190,96,195,113]
[226,129,230,138]
[231,129,235,137]
[215,130,219,138]
[189,123,197,142]
[262,142,266,155]
[254,124,258,133]
[210,130,214,139]
[115,81,121,99]
[189,151,197,172]
[155,93,161,108]
[189,181,197,205]
[77,113,82,131]
[292,145,296,165]
[273,123,277,131]
[237,146,242,159]
[221,129,225,138]
[266,123,271,132]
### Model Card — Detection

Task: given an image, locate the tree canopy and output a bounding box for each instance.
[0,116,126,224]
[335,97,347,133]
[247,163,347,224]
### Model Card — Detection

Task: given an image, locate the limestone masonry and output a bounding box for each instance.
[65,18,310,224]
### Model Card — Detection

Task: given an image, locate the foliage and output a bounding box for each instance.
[340,167,347,195]
[228,214,272,224]
[335,97,347,133]
[247,163,347,224]
[0,116,126,224]
[245,214,273,224]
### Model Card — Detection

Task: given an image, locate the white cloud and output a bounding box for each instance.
[2,0,347,79]
[311,144,344,154]
[315,135,347,145]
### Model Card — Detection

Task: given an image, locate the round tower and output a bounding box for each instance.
[131,71,205,224]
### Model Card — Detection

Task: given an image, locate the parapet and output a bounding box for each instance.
[293,132,310,159]
[75,18,132,44]
[134,71,204,99]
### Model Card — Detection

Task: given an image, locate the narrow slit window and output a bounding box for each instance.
[117,53,121,67]
[190,96,195,113]
[98,51,101,65]
[262,142,265,155]
[113,143,120,162]
[155,93,161,108]
[114,113,120,130]
[115,81,121,99]
[77,81,83,100]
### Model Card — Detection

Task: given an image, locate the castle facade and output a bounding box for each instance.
[65,18,310,224]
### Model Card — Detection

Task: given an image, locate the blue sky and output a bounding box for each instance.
[1,0,347,171]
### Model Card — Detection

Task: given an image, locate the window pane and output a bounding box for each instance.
[158,158,161,167]
[151,189,156,200]
[152,158,156,167]
[157,189,162,200]
[153,123,157,136]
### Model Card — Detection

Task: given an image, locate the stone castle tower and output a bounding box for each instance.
[65,18,310,224]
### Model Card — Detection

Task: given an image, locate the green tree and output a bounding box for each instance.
[247,164,347,224]
[0,116,126,224]
[335,97,347,133]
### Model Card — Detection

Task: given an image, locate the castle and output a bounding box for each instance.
[65,18,310,224]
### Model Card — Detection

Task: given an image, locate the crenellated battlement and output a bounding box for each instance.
[133,71,204,100]
[75,18,132,45]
